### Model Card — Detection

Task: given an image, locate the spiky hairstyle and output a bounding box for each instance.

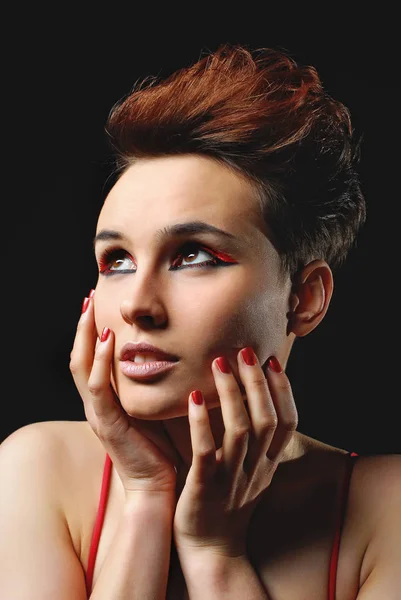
[105,43,366,282]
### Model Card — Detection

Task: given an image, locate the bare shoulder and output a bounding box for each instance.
[351,453,401,592]
[0,420,104,599]
[348,452,401,515]
[0,420,102,482]
[352,452,401,493]
[0,420,105,554]
[1,419,90,448]
[348,452,401,548]
[247,439,400,599]
[0,420,86,480]
[1,418,106,492]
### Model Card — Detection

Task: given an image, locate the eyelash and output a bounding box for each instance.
[98,242,236,276]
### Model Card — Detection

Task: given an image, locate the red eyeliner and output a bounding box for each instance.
[98,242,238,274]
[200,246,237,263]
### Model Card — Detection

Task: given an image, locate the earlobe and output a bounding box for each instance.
[287,261,333,338]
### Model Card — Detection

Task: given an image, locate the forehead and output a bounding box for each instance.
[97,155,267,242]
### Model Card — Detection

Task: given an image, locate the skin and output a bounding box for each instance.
[1,154,398,599]
[93,153,334,476]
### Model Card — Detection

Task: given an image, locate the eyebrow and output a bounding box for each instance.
[93,220,242,250]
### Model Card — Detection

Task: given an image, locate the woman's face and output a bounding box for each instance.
[94,154,292,419]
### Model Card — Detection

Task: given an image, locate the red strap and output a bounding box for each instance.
[328,452,358,599]
[85,451,359,598]
[85,453,112,596]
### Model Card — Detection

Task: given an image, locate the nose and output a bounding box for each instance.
[120,273,168,328]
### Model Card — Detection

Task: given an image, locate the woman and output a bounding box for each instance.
[0,43,399,599]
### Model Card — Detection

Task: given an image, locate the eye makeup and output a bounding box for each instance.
[98,241,238,276]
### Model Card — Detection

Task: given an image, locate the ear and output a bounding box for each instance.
[287,259,334,338]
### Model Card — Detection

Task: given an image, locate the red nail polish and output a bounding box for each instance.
[100,327,110,342]
[268,356,282,373]
[216,356,231,374]
[81,297,90,314]
[241,347,257,366]
[89,289,95,298]
[191,390,203,405]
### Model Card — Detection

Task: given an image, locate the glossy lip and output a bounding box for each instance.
[119,341,179,362]
[120,359,178,381]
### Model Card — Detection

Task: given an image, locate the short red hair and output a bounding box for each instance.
[105,43,366,281]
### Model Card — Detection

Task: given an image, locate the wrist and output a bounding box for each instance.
[177,545,247,575]
[123,490,176,517]
[174,535,247,562]
[178,552,259,599]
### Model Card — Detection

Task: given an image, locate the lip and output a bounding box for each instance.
[119,341,179,363]
[120,360,178,381]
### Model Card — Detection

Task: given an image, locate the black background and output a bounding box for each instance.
[2,11,399,454]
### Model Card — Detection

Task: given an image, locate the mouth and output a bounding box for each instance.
[119,341,179,363]
[129,354,178,364]
[119,358,178,381]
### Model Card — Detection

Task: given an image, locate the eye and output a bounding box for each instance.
[98,249,134,274]
[98,242,236,276]
[170,243,221,270]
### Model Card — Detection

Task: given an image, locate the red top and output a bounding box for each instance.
[85,451,359,597]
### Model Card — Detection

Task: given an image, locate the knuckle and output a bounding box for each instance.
[87,378,103,397]
[69,357,80,375]
[283,416,299,431]
[224,382,241,395]
[230,425,250,441]
[196,447,216,462]
[252,376,269,391]
[276,377,293,393]
[258,415,278,433]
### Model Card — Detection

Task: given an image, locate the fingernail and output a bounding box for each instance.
[100,327,110,342]
[81,297,90,314]
[89,289,95,298]
[241,347,257,366]
[216,356,231,374]
[191,390,203,405]
[267,356,283,373]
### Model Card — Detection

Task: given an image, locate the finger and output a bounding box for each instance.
[211,356,251,479]
[70,294,98,373]
[70,295,121,431]
[263,358,298,462]
[69,294,99,423]
[236,347,278,468]
[187,391,217,486]
[87,326,121,423]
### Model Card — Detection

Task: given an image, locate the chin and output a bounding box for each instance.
[116,385,222,421]
[122,401,190,421]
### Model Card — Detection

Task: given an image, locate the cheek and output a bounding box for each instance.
[174,279,241,322]
[209,287,287,356]
[174,281,257,348]
[93,295,117,337]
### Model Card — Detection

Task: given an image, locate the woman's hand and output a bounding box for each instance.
[173,347,298,558]
[70,292,181,497]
